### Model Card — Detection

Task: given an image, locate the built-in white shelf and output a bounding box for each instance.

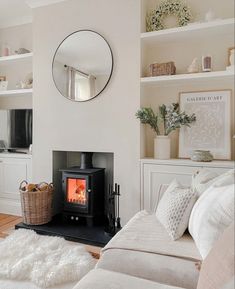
[0,152,32,159]
[141,70,235,86]
[0,52,33,64]
[0,88,33,97]
[140,158,234,169]
[141,18,235,45]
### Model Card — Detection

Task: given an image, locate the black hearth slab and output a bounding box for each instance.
[15,214,112,247]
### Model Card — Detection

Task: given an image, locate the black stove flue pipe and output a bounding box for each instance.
[80,152,94,169]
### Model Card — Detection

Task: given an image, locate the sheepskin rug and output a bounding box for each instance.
[0,229,96,288]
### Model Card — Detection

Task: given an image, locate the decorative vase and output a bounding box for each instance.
[154,136,171,159]
[191,150,213,162]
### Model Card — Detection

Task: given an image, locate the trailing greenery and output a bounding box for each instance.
[136,103,196,136]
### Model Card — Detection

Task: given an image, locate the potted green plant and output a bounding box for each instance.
[136,103,196,159]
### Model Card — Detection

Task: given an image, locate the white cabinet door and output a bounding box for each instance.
[0,156,32,215]
[1,161,28,200]
[141,160,233,213]
[142,163,199,212]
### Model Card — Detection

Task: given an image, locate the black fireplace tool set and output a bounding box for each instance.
[105,183,121,236]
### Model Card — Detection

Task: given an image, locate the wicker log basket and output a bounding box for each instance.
[19,181,54,225]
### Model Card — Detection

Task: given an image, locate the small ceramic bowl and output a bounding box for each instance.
[191,150,213,162]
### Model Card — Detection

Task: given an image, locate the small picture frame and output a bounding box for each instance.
[179,90,232,160]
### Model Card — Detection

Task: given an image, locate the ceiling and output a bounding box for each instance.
[0,0,67,29]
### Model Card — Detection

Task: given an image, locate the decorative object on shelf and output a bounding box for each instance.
[179,90,232,160]
[154,135,171,159]
[146,0,193,32]
[17,72,33,89]
[187,58,199,73]
[136,104,196,159]
[204,10,216,22]
[202,55,212,72]
[150,61,176,76]
[105,183,121,236]
[15,48,30,54]
[1,43,10,56]
[226,47,234,71]
[0,78,8,91]
[191,150,214,162]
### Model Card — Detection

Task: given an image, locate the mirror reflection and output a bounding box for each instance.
[52,30,113,102]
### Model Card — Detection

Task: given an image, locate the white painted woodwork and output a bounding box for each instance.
[141,70,234,87]
[141,18,235,45]
[0,89,33,97]
[140,158,234,212]
[0,154,32,216]
[0,53,33,64]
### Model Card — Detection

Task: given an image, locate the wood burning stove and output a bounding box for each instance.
[61,153,105,226]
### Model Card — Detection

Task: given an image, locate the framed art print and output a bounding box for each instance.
[179,90,231,160]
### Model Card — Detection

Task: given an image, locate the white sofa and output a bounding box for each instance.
[74,210,201,289]
[73,212,234,289]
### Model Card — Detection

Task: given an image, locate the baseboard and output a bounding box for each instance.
[0,198,22,216]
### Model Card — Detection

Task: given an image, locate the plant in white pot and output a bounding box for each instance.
[136,103,196,159]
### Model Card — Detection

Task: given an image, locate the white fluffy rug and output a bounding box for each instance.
[0,229,96,288]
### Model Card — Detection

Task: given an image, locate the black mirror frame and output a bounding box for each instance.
[52,29,114,102]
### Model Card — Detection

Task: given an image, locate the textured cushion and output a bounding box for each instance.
[156,179,197,240]
[197,223,235,289]
[189,183,234,259]
[191,169,218,196]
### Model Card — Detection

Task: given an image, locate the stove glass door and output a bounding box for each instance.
[66,178,87,205]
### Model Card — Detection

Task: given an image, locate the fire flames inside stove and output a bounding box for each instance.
[67,178,87,205]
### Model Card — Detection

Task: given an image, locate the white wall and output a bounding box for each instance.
[32,0,141,224]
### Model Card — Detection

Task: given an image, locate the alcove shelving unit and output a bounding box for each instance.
[140,0,235,160]
[0,52,33,97]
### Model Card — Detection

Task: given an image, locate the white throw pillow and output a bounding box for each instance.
[156,179,197,241]
[212,169,235,187]
[191,169,218,196]
[189,183,234,259]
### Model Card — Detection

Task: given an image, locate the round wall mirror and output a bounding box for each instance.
[52,30,113,102]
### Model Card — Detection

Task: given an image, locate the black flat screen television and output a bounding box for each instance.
[0,109,32,149]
